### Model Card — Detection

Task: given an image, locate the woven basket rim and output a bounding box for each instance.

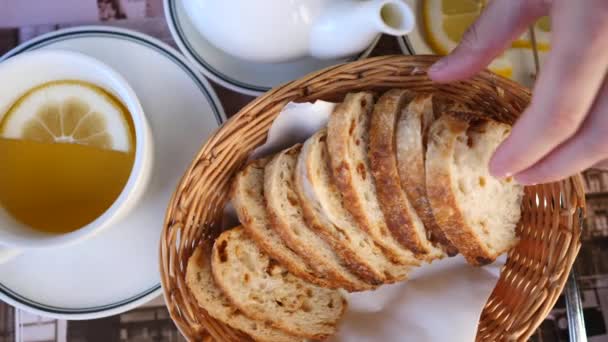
[159,55,585,342]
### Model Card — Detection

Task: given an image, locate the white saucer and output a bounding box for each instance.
[0,26,225,319]
[397,36,415,55]
[164,0,379,96]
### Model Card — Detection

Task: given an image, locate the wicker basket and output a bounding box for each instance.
[160,55,586,341]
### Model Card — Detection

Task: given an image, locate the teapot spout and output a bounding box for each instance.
[309,0,415,60]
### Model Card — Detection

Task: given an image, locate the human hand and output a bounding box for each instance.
[428,0,608,185]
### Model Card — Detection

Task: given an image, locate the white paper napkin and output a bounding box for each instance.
[226,100,505,341]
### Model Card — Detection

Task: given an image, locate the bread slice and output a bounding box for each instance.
[369,89,443,260]
[231,158,333,288]
[327,92,419,266]
[296,129,410,284]
[186,245,301,342]
[265,145,373,292]
[395,94,458,256]
[211,227,347,339]
[426,114,524,265]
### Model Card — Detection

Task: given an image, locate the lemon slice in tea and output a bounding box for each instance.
[0,80,133,152]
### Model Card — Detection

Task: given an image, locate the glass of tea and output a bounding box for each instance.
[0,50,153,263]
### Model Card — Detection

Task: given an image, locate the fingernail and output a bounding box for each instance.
[514,174,537,186]
[490,166,510,179]
[489,159,510,179]
[492,170,513,180]
[429,59,447,74]
[489,143,513,178]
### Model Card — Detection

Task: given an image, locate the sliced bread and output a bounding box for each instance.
[264,145,373,292]
[231,158,332,288]
[296,129,411,283]
[395,94,458,256]
[211,226,347,339]
[425,114,524,265]
[327,92,419,266]
[186,244,300,342]
[369,89,443,260]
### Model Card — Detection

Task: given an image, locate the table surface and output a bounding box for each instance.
[0,10,594,342]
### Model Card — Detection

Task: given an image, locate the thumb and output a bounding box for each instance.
[429,0,551,82]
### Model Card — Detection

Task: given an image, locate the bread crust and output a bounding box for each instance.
[296,130,385,285]
[211,227,347,339]
[231,158,332,287]
[296,129,407,285]
[265,145,372,291]
[327,92,419,266]
[186,245,300,342]
[396,94,458,256]
[369,89,441,258]
[426,114,496,265]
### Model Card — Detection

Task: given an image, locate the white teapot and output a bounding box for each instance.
[182,0,415,63]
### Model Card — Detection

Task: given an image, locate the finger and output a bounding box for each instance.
[490,0,608,178]
[514,77,608,185]
[429,0,551,82]
[591,160,608,170]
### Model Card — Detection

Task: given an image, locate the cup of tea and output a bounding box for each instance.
[0,50,153,263]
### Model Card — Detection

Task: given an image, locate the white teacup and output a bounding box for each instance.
[0,50,153,263]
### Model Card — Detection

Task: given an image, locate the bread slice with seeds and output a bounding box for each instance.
[211,226,347,339]
[395,93,458,256]
[426,114,524,265]
[296,129,410,284]
[231,158,332,288]
[327,92,419,266]
[369,89,443,260]
[186,244,301,342]
[265,145,373,292]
